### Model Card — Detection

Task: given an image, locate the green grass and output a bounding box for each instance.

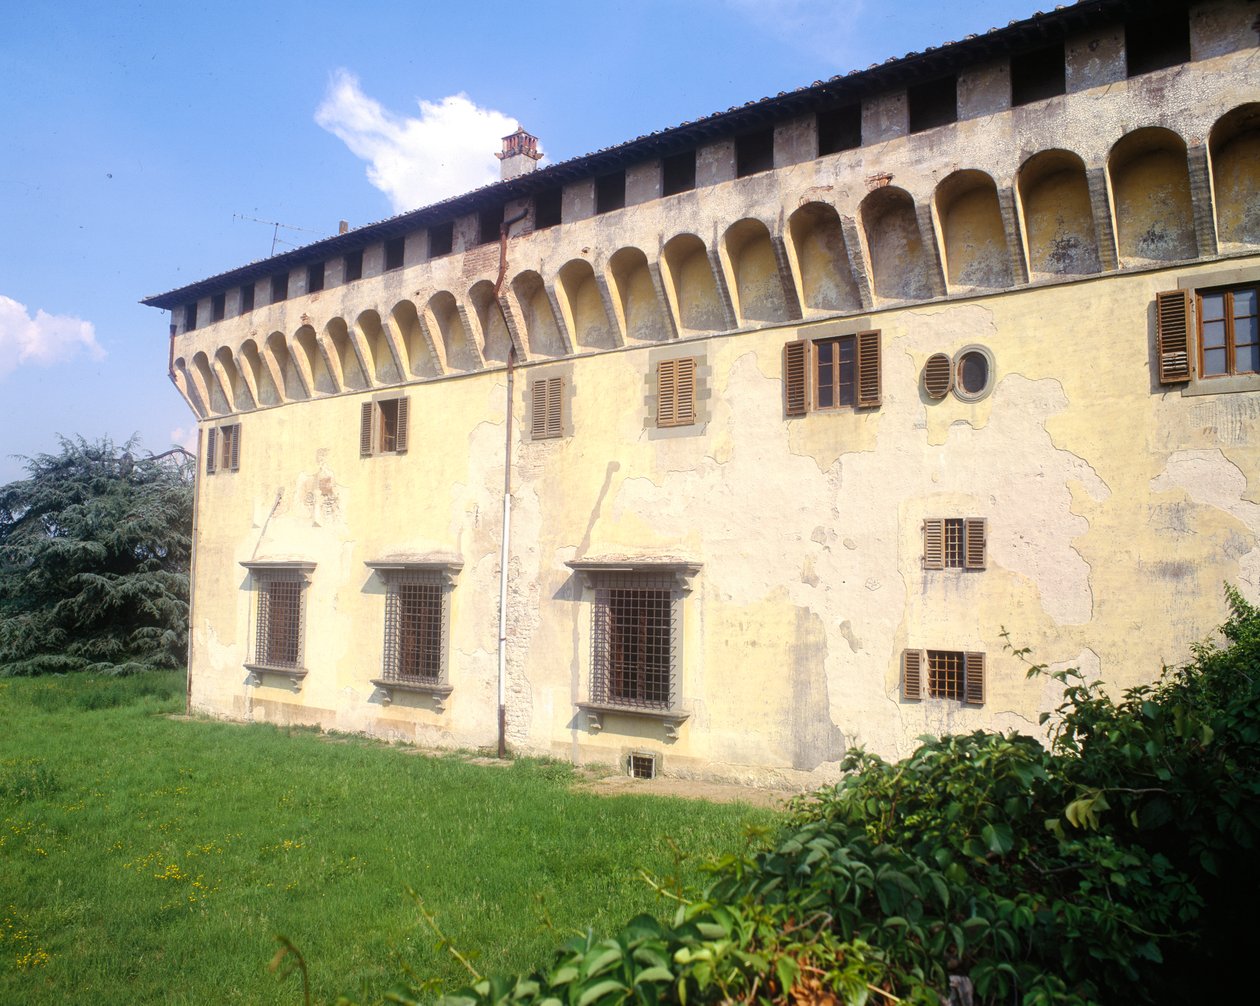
[0,672,778,1004]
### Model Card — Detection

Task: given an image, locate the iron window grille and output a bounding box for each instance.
[381,571,448,684]
[902,648,985,705]
[240,562,315,678]
[590,572,678,711]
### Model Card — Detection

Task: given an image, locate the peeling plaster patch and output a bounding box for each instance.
[788,607,845,771]
[1188,395,1260,448]
[838,620,861,652]
[1151,449,1260,597]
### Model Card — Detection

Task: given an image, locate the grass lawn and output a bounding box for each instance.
[0,672,778,1004]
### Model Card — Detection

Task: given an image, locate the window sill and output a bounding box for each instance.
[245,664,307,689]
[371,678,453,710]
[1182,373,1260,397]
[577,701,689,740]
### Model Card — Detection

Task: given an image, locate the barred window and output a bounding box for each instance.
[383,574,447,683]
[240,562,315,676]
[367,560,461,697]
[591,573,677,710]
[902,648,985,705]
[922,517,986,570]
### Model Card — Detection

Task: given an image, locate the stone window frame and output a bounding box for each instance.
[951,344,996,403]
[241,560,316,689]
[365,559,461,708]
[566,559,700,738]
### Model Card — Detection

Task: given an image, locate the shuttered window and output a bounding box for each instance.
[657,357,697,428]
[531,376,564,440]
[782,330,881,416]
[359,397,410,456]
[903,649,985,705]
[922,517,986,570]
[204,423,241,475]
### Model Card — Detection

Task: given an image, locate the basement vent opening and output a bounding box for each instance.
[628,753,658,780]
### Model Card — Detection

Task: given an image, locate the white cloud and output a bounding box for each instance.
[169,426,198,455]
[316,70,521,213]
[0,295,104,377]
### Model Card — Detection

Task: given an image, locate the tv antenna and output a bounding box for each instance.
[233,213,321,256]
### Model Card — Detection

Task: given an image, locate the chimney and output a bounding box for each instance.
[338,220,349,234]
[497,127,543,180]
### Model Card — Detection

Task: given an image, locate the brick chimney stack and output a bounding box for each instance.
[497,127,543,180]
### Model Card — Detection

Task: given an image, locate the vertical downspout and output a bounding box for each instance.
[495,206,529,759]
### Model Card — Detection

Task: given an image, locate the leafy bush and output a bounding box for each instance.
[357,590,1260,1006]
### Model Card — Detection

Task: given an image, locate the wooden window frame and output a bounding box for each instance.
[1196,284,1259,380]
[359,396,410,457]
[902,648,984,705]
[204,423,241,476]
[656,357,697,429]
[530,376,565,440]
[922,517,986,570]
[783,331,881,417]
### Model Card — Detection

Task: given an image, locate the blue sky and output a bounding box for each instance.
[0,0,1042,485]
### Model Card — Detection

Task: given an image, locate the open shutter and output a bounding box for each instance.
[205,427,217,475]
[783,340,808,416]
[657,359,678,427]
[1156,289,1192,383]
[676,357,696,425]
[902,649,923,700]
[856,330,881,407]
[924,352,952,398]
[964,518,986,569]
[360,402,375,457]
[964,652,986,706]
[546,377,564,437]
[922,519,944,569]
[228,424,241,472]
[393,397,409,454]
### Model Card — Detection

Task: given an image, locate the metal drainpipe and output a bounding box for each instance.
[495,206,529,759]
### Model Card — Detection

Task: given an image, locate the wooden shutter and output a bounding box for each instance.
[924,352,952,398]
[227,424,241,472]
[205,427,217,475]
[360,402,375,457]
[902,649,922,700]
[531,380,548,439]
[393,397,409,454]
[657,359,677,427]
[856,330,881,407]
[783,340,808,417]
[964,651,986,706]
[922,519,944,569]
[964,518,986,569]
[546,377,563,437]
[1156,289,1192,384]
[676,357,696,425]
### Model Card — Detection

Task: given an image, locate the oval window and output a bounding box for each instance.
[952,346,995,401]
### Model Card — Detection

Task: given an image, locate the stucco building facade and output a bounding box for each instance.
[146,0,1260,786]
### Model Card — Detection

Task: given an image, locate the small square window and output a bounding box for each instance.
[359,397,409,456]
[384,237,405,271]
[1198,285,1259,379]
[211,293,226,323]
[902,648,985,704]
[908,76,957,133]
[817,105,861,155]
[814,335,856,409]
[595,172,626,214]
[534,190,562,230]
[240,283,255,314]
[428,223,454,258]
[736,129,774,177]
[478,206,503,245]
[1011,44,1066,106]
[204,423,241,475]
[922,517,986,570]
[344,250,363,283]
[662,151,696,196]
[271,273,289,303]
[307,262,325,293]
[783,332,882,416]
